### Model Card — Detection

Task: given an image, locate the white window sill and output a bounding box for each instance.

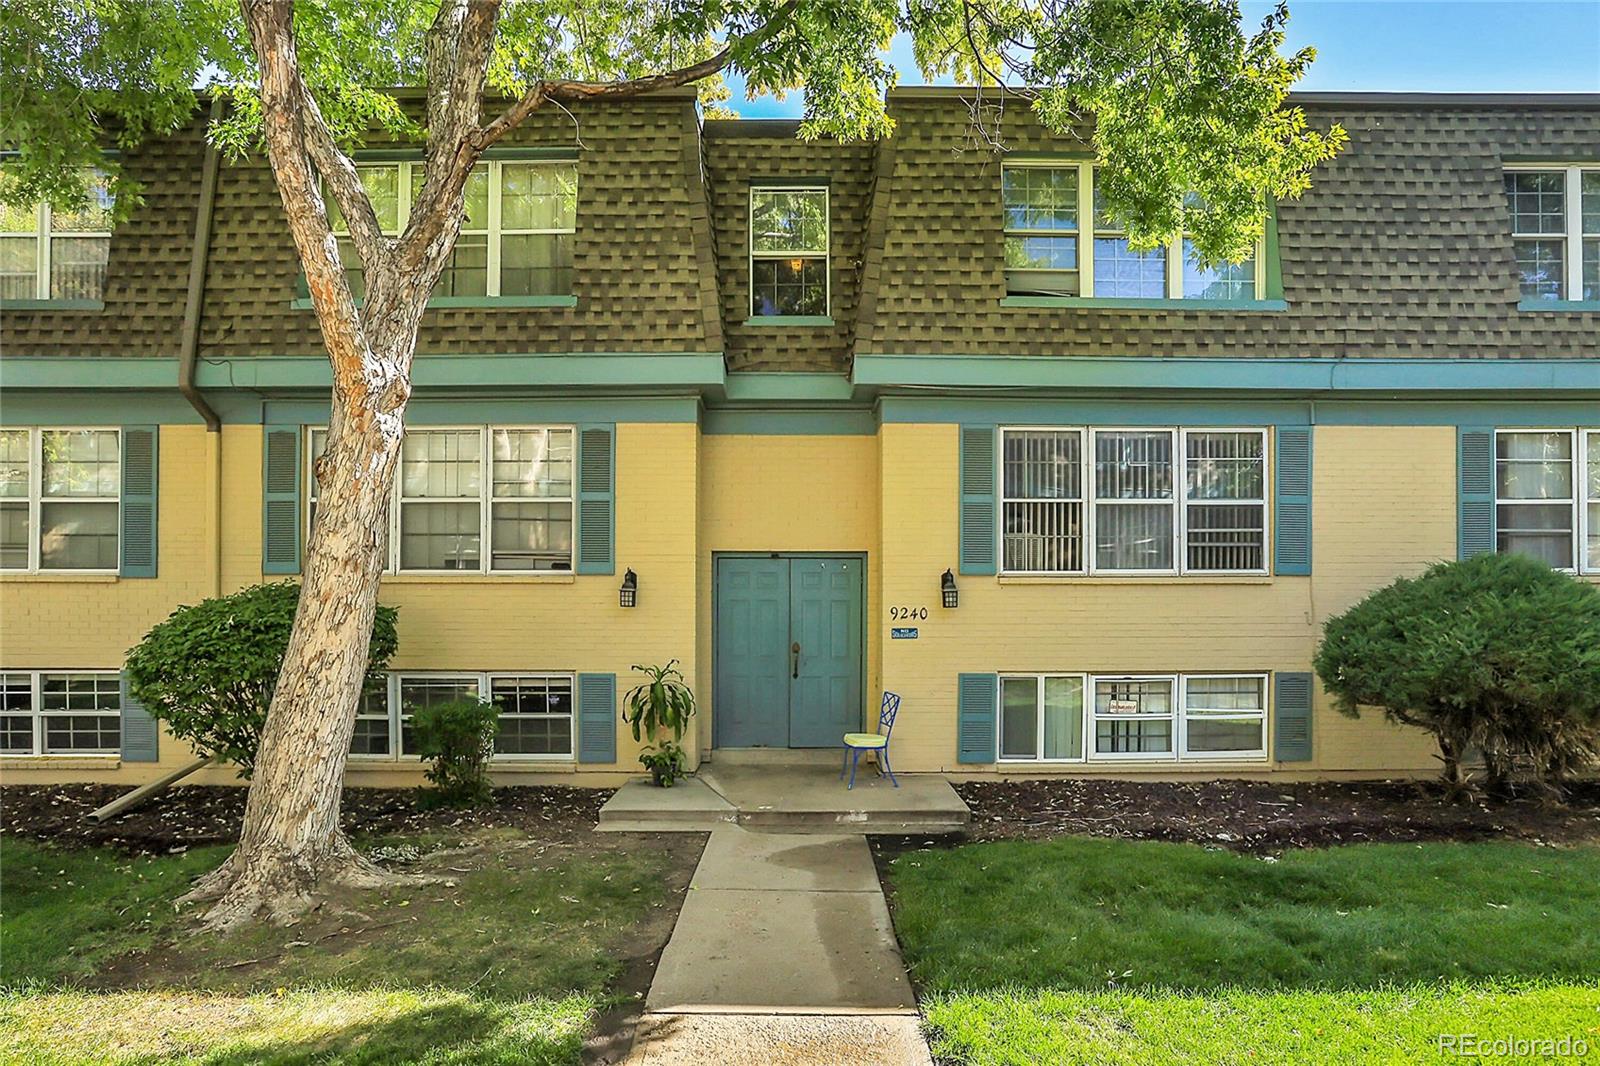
[1,754,122,770]
[994,757,1270,770]
[996,574,1274,586]
[379,572,577,586]
[0,571,120,583]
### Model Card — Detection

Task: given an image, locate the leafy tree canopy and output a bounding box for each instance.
[1314,553,1600,793]
[2,0,1344,262]
[124,582,400,773]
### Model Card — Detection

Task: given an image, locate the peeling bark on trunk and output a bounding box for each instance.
[195,0,795,931]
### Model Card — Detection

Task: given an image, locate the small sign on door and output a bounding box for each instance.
[891,627,919,640]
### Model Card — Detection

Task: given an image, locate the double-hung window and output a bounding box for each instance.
[1505,165,1599,301]
[0,427,120,572]
[998,671,1268,763]
[351,672,575,760]
[1000,426,1267,575]
[311,426,574,574]
[0,170,114,302]
[0,671,122,756]
[749,186,829,316]
[1180,675,1268,758]
[1001,162,1262,300]
[326,159,577,300]
[1586,430,1600,572]
[1496,429,1575,569]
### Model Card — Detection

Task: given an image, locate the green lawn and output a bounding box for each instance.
[1,835,682,1064]
[888,838,1600,1065]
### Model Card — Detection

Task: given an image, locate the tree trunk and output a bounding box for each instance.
[184,335,427,928]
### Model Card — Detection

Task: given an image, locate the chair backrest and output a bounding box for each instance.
[879,691,902,738]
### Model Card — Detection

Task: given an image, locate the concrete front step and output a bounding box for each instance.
[597,764,971,835]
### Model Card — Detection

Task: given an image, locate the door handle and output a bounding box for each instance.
[791,642,801,679]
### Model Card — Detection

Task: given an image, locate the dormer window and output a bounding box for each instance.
[1002,162,1261,301]
[749,186,829,316]
[0,170,114,303]
[1505,166,1599,302]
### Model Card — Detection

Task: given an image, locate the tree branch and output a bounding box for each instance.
[471,0,801,152]
[238,0,371,403]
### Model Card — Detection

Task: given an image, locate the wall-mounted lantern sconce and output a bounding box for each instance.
[619,568,638,608]
[941,568,959,609]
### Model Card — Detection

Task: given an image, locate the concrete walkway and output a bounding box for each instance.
[626,827,931,1065]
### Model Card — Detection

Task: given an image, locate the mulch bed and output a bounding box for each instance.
[952,778,1600,852]
[0,784,612,855]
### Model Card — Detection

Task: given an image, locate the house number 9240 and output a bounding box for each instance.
[889,606,929,621]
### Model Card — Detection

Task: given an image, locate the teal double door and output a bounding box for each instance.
[714,555,864,748]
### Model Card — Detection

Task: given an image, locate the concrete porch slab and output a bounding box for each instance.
[701,763,969,834]
[596,777,736,833]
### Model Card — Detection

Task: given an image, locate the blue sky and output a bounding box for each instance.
[722,1,1600,117]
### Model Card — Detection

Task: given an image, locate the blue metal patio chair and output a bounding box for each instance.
[841,691,901,790]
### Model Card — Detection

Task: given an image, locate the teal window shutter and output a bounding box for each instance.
[576,424,615,575]
[120,671,159,763]
[1458,427,1495,559]
[262,425,302,575]
[576,672,617,763]
[957,672,998,763]
[119,426,158,578]
[959,425,997,575]
[1273,671,1313,762]
[1274,426,1312,575]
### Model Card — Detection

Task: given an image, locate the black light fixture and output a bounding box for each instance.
[619,568,638,608]
[941,568,959,609]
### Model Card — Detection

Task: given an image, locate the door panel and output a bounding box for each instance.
[715,557,791,747]
[788,558,863,747]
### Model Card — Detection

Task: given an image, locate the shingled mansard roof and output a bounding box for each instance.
[2,89,1596,369]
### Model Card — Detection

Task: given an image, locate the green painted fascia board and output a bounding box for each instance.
[290,294,578,310]
[1519,298,1600,311]
[853,355,1600,394]
[878,396,1600,428]
[0,298,106,311]
[195,353,726,391]
[722,372,857,403]
[1,357,179,389]
[743,315,835,327]
[999,296,1289,311]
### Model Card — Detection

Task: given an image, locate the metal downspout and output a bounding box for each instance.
[178,98,222,432]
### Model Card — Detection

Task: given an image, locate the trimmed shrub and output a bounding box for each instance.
[123,582,399,775]
[1314,553,1600,795]
[407,697,500,807]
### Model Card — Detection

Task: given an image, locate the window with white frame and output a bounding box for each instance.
[1181,675,1267,758]
[1495,429,1577,570]
[1092,676,1176,757]
[1001,427,1267,576]
[0,427,120,572]
[311,426,573,574]
[0,170,115,302]
[350,672,574,759]
[1001,162,1261,300]
[325,159,577,300]
[1504,166,1599,301]
[999,672,1267,763]
[999,674,1085,761]
[0,671,122,755]
[749,186,829,316]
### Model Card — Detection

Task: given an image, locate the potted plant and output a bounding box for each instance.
[622,660,697,787]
